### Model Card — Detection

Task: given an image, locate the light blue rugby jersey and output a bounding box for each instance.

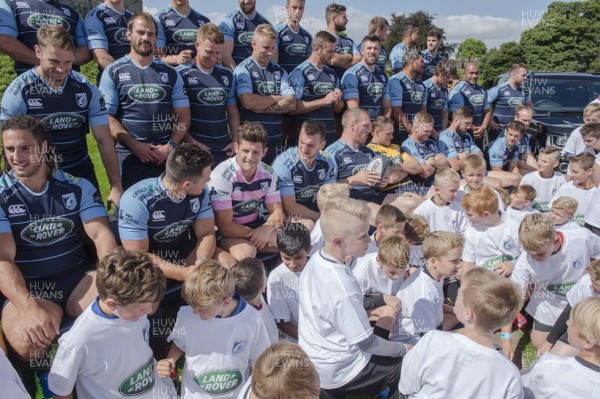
[437,128,480,159]
[487,138,519,168]
[389,72,426,124]
[342,62,390,120]
[325,139,378,198]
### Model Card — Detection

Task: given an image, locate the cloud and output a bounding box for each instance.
[435,15,528,50]
[142,6,160,16]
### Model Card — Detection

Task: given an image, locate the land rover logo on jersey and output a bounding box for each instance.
[238,32,254,45]
[508,97,524,107]
[128,85,167,102]
[191,198,200,213]
[21,218,74,244]
[233,199,262,215]
[410,92,424,103]
[197,88,227,104]
[62,193,77,210]
[258,82,277,96]
[297,185,319,200]
[115,28,129,45]
[367,83,384,96]
[27,13,69,30]
[482,255,514,271]
[425,66,436,75]
[173,29,197,44]
[432,99,445,108]
[76,93,88,108]
[41,113,85,130]
[196,370,242,395]
[313,83,334,95]
[468,94,485,105]
[154,220,192,242]
[119,357,155,396]
[285,44,308,56]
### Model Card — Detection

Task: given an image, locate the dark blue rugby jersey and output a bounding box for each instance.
[389,72,426,124]
[275,22,312,74]
[0,0,86,75]
[423,78,448,131]
[358,41,388,72]
[272,147,336,212]
[177,62,236,153]
[331,33,359,80]
[155,6,210,57]
[401,136,439,187]
[219,10,271,66]
[325,139,379,198]
[342,62,390,120]
[0,68,108,169]
[0,170,107,278]
[85,4,131,77]
[99,56,189,152]
[449,81,489,126]
[421,50,443,81]
[118,175,213,258]
[289,60,339,138]
[487,81,530,126]
[234,58,294,145]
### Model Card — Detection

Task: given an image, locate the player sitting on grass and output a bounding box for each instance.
[390,231,463,344]
[49,250,176,399]
[157,261,271,398]
[523,297,600,398]
[399,268,523,399]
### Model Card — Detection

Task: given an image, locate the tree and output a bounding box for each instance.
[479,42,527,87]
[456,38,487,61]
[385,11,456,58]
[520,0,600,72]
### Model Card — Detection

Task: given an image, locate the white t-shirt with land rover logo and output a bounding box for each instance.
[550,181,596,225]
[462,215,522,270]
[521,171,565,213]
[49,300,176,398]
[168,297,271,398]
[510,229,600,326]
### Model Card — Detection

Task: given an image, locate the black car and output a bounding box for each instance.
[497,72,600,171]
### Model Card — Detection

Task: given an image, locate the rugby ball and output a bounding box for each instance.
[363,154,389,179]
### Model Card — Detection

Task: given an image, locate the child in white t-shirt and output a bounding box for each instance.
[390,231,464,344]
[461,186,522,277]
[0,336,28,399]
[403,214,430,275]
[457,154,506,211]
[413,167,469,235]
[400,268,523,399]
[49,251,176,399]
[551,152,597,225]
[523,297,600,399]
[309,184,350,255]
[354,236,410,337]
[521,146,565,213]
[267,223,312,342]
[581,122,600,235]
[505,184,539,223]
[366,204,406,254]
[549,196,581,231]
[158,261,271,399]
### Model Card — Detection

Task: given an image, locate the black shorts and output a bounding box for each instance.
[26,263,91,309]
[350,188,389,205]
[62,157,100,192]
[118,152,166,191]
[533,319,553,333]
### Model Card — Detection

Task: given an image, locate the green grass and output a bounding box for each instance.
[86,133,111,202]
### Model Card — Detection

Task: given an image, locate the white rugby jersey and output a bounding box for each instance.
[462,215,522,270]
[353,252,404,296]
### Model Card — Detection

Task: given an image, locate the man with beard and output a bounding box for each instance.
[219,0,273,70]
[289,30,343,146]
[341,34,391,121]
[437,106,481,172]
[275,0,312,74]
[390,24,419,74]
[421,28,444,81]
[100,13,190,190]
[325,3,361,80]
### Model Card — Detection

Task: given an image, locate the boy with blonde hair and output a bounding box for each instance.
[400,268,523,398]
[299,197,409,398]
[503,214,600,355]
[551,152,597,225]
[404,214,430,272]
[505,184,539,223]
[461,186,522,277]
[549,196,580,230]
[390,231,464,344]
[413,167,469,235]
[309,183,350,255]
[49,251,176,398]
[523,297,600,398]
[157,261,270,398]
[563,102,600,157]
[354,236,410,337]
[456,154,505,208]
[521,146,565,212]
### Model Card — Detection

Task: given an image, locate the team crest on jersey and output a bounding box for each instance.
[573,257,584,269]
[502,240,514,250]
[235,20,244,29]
[191,198,200,213]
[160,72,169,83]
[76,93,88,108]
[221,76,229,86]
[260,182,269,193]
[318,169,326,180]
[61,7,71,17]
[274,71,281,81]
[62,193,77,210]
[232,339,247,355]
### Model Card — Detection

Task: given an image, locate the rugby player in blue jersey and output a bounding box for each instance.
[362,16,390,72]
[325,3,361,80]
[0,115,117,366]
[275,0,312,74]
[0,0,91,75]
[389,24,419,74]
[100,13,190,190]
[421,28,444,81]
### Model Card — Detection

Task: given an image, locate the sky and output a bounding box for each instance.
[143,0,584,50]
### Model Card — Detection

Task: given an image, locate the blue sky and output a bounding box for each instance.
[143,0,583,49]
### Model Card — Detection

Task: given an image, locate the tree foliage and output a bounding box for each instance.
[479,42,527,87]
[385,11,457,58]
[456,38,487,61]
[520,0,600,72]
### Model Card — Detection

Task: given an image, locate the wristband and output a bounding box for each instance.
[500,332,512,340]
